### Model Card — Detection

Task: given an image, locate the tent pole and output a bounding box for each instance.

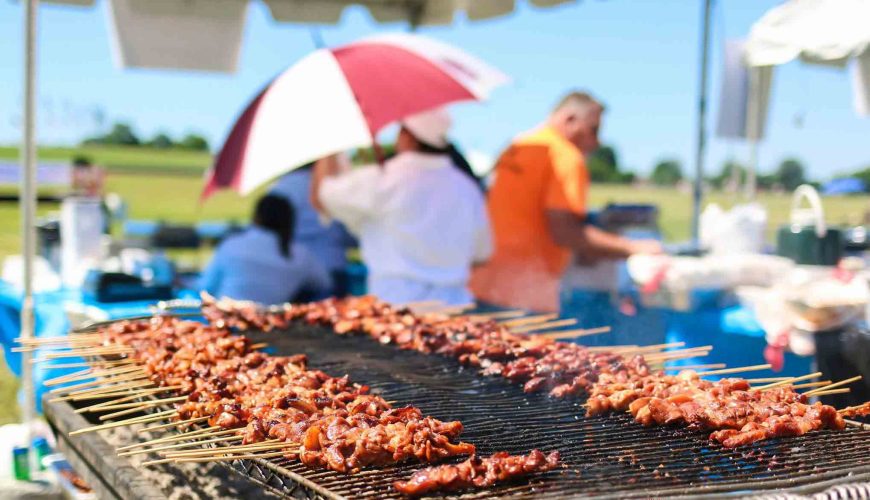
[20,0,38,471]
[691,0,714,245]
[745,140,758,200]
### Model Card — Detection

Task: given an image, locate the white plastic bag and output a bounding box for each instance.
[700,202,768,254]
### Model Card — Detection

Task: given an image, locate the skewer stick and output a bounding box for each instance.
[53,374,150,395]
[48,366,145,389]
[695,364,772,376]
[15,333,102,344]
[143,450,291,467]
[43,368,94,386]
[50,381,155,403]
[162,440,288,457]
[126,427,233,450]
[541,326,611,340]
[586,345,638,352]
[440,303,477,315]
[644,346,712,361]
[399,300,444,310]
[42,360,135,370]
[136,417,213,435]
[510,318,577,333]
[647,351,711,365]
[838,403,870,415]
[809,388,851,396]
[77,386,184,413]
[118,435,244,457]
[618,342,685,354]
[663,363,726,371]
[69,410,178,436]
[804,375,862,396]
[791,380,832,390]
[97,396,188,419]
[249,342,269,350]
[49,372,146,394]
[465,310,526,320]
[72,384,176,402]
[755,372,822,391]
[500,314,557,327]
[744,377,790,383]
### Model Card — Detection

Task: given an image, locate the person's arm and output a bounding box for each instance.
[310,154,343,213]
[546,209,661,260]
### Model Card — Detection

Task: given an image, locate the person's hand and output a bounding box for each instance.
[629,239,664,255]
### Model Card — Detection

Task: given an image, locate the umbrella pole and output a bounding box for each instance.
[20,0,39,471]
[691,0,714,246]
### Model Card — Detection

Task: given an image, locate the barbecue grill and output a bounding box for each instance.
[44,319,870,499]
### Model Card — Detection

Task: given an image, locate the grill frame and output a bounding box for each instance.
[64,317,870,499]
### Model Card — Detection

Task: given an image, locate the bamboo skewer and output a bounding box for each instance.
[804,375,862,396]
[438,303,476,315]
[808,388,851,396]
[540,326,611,339]
[695,364,772,376]
[76,386,184,413]
[161,440,290,457]
[45,365,145,386]
[49,369,146,393]
[128,427,233,449]
[586,345,638,352]
[98,397,188,420]
[69,409,178,436]
[663,363,726,371]
[644,346,713,362]
[755,372,822,391]
[53,375,151,396]
[71,384,173,402]
[838,404,870,415]
[744,377,790,383]
[500,314,558,327]
[136,417,213,435]
[118,435,245,457]
[249,342,269,350]
[50,381,156,403]
[791,380,832,390]
[143,450,292,466]
[610,342,685,355]
[465,310,526,320]
[15,333,103,344]
[510,318,577,333]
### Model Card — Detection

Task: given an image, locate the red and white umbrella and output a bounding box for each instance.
[203,33,509,198]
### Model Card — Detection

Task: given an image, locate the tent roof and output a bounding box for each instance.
[744,0,870,67]
[43,0,574,73]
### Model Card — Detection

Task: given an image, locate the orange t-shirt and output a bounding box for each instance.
[470,126,588,312]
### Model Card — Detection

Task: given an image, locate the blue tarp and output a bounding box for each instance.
[822,177,867,195]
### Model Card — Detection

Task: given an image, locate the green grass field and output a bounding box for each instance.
[0,145,869,424]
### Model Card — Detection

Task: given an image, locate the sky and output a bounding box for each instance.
[0,0,868,180]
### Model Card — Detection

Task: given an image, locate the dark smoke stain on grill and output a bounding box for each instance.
[227,323,870,499]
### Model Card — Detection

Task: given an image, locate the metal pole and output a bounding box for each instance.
[745,140,758,200]
[20,0,38,470]
[691,0,713,245]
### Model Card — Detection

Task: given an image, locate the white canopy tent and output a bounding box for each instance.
[42,0,576,72]
[737,0,870,196]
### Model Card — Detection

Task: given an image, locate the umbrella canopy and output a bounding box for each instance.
[45,0,574,73]
[203,33,508,198]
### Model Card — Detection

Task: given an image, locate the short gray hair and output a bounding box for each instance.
[553,91,605,114]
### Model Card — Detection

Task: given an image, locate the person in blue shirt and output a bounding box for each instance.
[199,194,332,304]
[270,164,355,296]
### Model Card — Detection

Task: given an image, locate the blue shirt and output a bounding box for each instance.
[270,169,353,273]
[199,226,331,304]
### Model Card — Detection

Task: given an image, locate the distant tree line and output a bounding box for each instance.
[648,156,813,191]
[83,122,210,151]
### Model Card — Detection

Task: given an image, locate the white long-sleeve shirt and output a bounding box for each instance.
[319,152,492,305]
[199,226,332,304]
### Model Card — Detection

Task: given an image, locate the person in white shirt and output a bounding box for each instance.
[310,108,492,305]
[199,194,332,304]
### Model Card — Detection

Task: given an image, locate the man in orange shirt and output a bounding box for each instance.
[470,91,661,312]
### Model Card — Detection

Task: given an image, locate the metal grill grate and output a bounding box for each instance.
[218,324,870,499]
